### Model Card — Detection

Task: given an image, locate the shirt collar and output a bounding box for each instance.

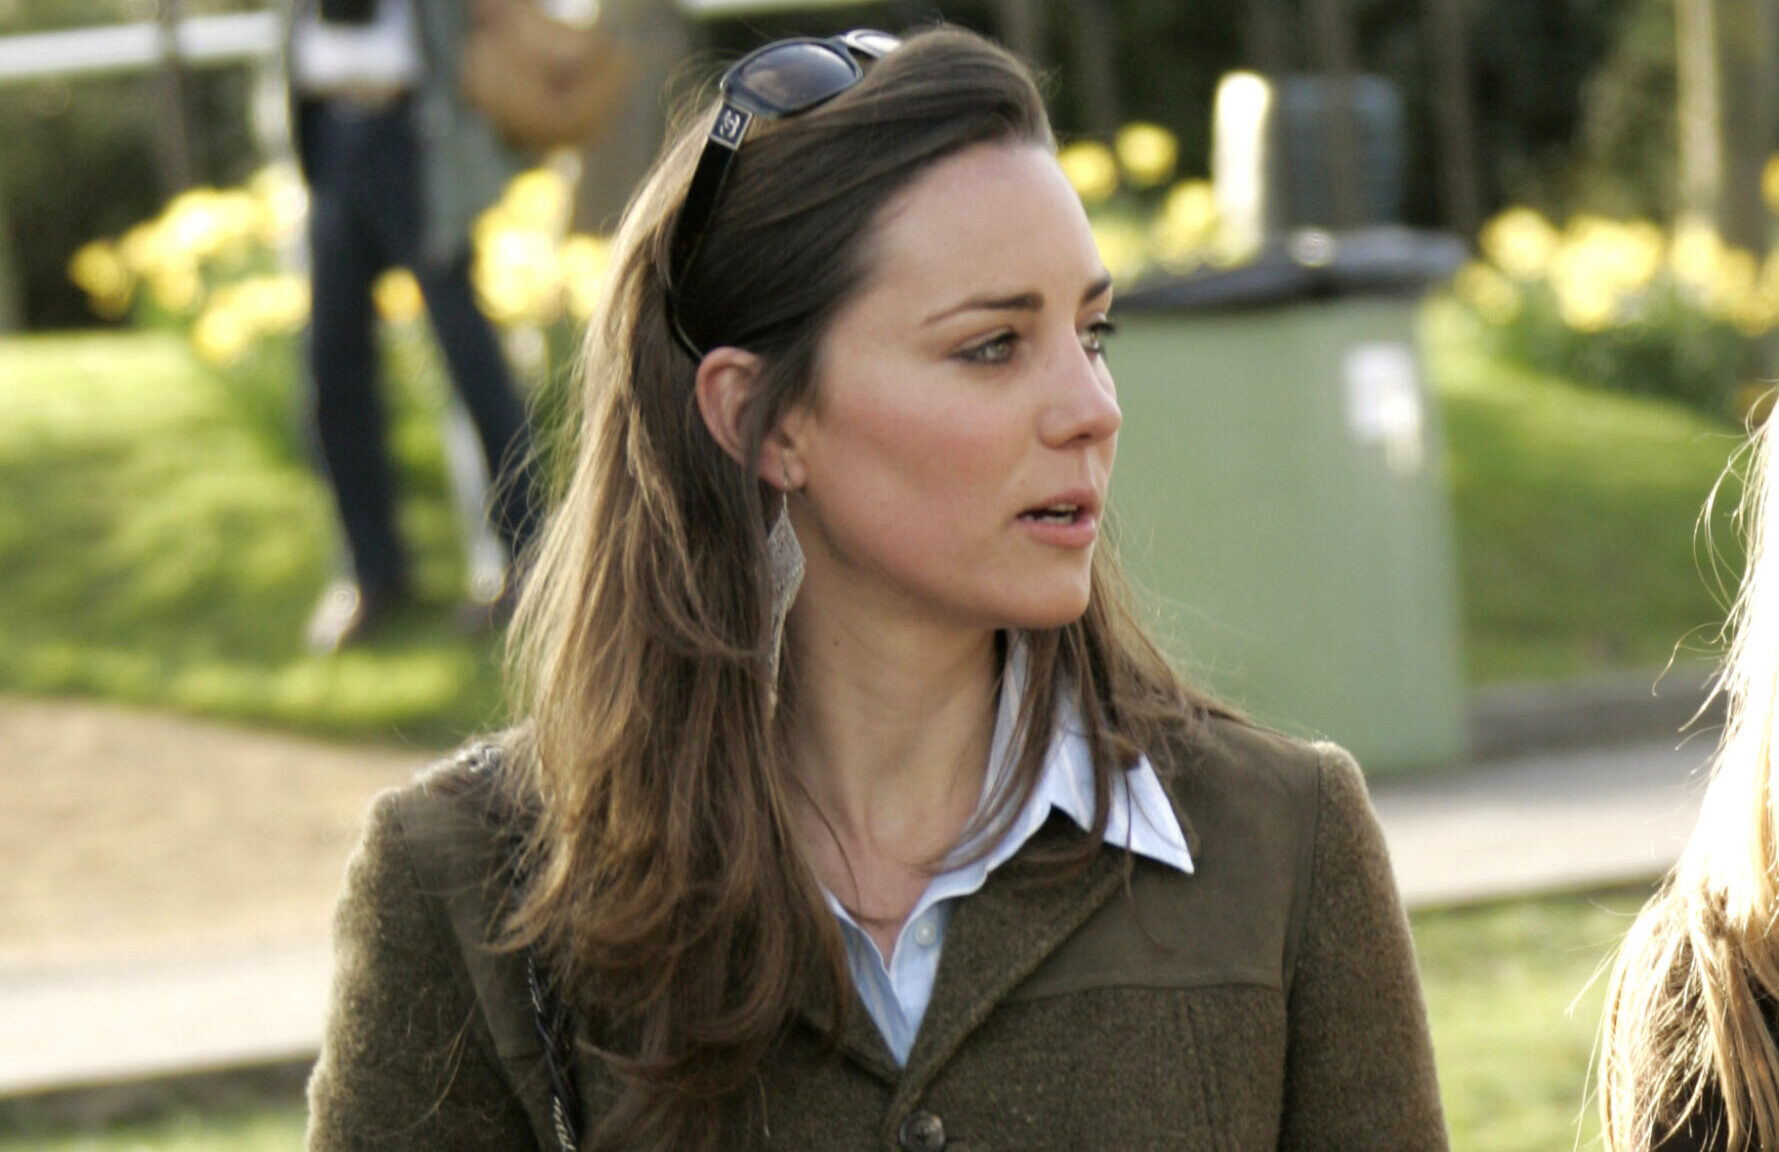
[817,635,1194,1010]
[968,637,1194,878]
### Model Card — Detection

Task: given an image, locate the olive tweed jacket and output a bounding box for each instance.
[306,715,1448,1151]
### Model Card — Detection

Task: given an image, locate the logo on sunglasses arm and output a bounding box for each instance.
[711,104,753,150]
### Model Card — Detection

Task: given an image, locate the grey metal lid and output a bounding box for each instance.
[1119,227,1469,314]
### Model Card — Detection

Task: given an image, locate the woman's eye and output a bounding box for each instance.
[1081,320,1118,357]
[960,332,1018,364]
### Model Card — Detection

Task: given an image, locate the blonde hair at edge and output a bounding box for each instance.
[1601,413,1779,1151]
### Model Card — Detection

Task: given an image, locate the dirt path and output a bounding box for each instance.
[0,695,433,971]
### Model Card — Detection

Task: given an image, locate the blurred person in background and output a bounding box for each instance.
[288,0,540,652]
[1601,409,1779,1152]
[305,25,1447,1152]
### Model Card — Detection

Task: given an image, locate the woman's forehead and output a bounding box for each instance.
[857,142,1105,311]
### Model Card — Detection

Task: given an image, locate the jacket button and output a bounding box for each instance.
[898,1110,946,1152]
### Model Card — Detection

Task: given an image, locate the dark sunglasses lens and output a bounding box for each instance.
[728,42,861,114]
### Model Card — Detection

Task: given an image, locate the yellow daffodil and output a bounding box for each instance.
[192,304,254,366]
[560,233,610,321]
[475,228,564,328]
[1088,216,1148,283]
[499,167,574,233]
[373,269,425,325]
[1058,141,1119,206]
[1114,122,1178,190]
[161,187,259,265]
[1479,207,1559,281]
[1148,179,1218,272]
[1559,215,1663,296]
[118,221,167,279]
[68,240,134,319]
[1670,215,1725,296]
[1551,274,1619,333]
[1764,154,1779,217]
[1711,247,1763,334]
[249,163,309,250]
[146,262,202,315]
[216,274,310,334]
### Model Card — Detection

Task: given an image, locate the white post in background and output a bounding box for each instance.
[440,401,509,604]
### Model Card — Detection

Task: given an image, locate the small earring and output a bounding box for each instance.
[765,487,804,708]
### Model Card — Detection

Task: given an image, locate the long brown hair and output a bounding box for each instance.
[1600,414,1779,1151]
[498,26,1222,1152]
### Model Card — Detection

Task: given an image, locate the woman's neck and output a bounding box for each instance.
[783,613,1001,939]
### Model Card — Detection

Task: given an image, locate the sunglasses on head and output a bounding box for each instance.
[667,29,902,360]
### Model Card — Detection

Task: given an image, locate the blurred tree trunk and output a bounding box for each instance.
[993,0,1046,72]
[1243,0,1289,75]
[1677,0,1777,384]
[1061,0,1119,136]
[571,0,692,233]
[1304,0,1362,228]
[0,182,20,333]
[1675,0,1719,232]
[1721,0,1779,386]
[152,0,198,195]
[1675,0,1762,240]
[1716,0,1775,254]
[1426,0,1481,237]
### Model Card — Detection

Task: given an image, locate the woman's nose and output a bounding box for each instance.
[1038,337,1122,447]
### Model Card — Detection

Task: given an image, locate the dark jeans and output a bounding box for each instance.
[305,97,538,594]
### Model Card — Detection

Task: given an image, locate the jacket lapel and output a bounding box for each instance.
[790,949,904,1084]
[894,817,1126,1096]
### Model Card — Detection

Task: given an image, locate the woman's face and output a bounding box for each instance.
[783,140,1121,639]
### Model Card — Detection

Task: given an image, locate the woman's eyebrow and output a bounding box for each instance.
[923,275,1114,327]
[923,291,1042,326]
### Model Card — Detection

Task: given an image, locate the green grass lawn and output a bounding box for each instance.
[0,329,506,747]
[0,885,1647,1152]
[1414,884,1653,1152]
[0,1107,304,1152]
[1425,300,1746,683]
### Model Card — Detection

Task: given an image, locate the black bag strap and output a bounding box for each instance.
[457,740,583,1152]
[527,950,582,1152]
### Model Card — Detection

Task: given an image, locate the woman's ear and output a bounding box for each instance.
[696,348,809,489]
[694,346,765,466]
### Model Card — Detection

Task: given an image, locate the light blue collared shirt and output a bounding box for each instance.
[824,644,1194,1065]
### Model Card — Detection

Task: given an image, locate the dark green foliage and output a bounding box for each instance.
[1466,0,1638,213]
[697,0,1649,234]
[1485,280,1755,418]
[1570,0,1679,220]
[0,1,266,330]
[0,75,168,329]
[0,0,1693,332]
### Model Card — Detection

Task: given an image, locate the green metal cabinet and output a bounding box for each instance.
[1109,232,1467,775]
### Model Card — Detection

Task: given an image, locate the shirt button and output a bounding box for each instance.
[913,918,938,948]
[898,1109,946,1152]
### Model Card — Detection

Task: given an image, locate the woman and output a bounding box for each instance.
[1600,414,1779,1152]
[306,26,1447,1152]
